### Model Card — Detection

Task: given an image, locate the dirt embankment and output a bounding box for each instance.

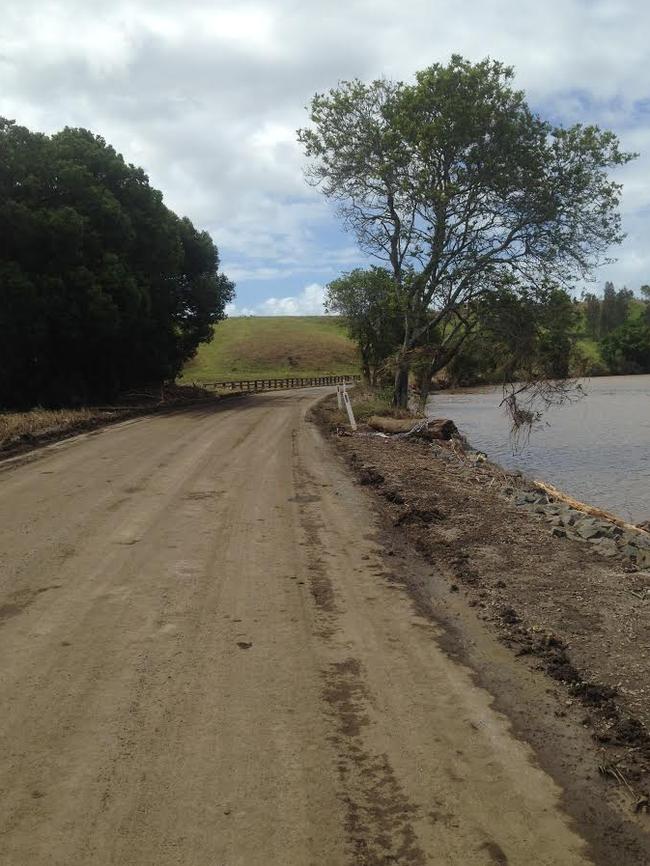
[0,384,230,460]
[314,395,650,814]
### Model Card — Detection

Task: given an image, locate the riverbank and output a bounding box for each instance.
[427,374,650,524]
[314,393,650,824]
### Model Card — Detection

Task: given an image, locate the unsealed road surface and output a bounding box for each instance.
[0,390,594,865]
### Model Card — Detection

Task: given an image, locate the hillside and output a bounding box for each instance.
[575,297,647,372]
[180,316,360,383]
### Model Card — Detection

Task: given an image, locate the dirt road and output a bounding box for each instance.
[0,390,601,865]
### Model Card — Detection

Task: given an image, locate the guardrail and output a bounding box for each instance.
[201,375,361,392]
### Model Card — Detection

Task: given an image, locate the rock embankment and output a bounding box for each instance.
[507,488,650,571]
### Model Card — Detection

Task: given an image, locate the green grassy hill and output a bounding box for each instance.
[180,316,360,383]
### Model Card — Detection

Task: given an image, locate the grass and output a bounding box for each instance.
[333,385,417,424]
[180,316,360,383]
[0,385,221,454]
[0,407,118,450]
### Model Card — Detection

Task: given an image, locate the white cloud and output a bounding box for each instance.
[226,283,326,316]
[2,0,650,309]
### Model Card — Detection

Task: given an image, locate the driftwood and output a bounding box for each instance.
[533,480,649,536]
[367,416,459,441]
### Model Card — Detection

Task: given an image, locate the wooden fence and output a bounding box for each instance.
[201,374,361,393]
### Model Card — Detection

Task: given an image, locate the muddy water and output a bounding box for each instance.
[427,374,650,524]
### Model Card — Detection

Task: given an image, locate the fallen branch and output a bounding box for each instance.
[533,480,649,537]
[367,416,459,441]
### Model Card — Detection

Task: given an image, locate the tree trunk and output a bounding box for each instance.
[368,415,459,440]
[361,361,371,385]
[417,367,431,414]
[393,365,409,408]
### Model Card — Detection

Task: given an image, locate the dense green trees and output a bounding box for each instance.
[0,119,234,408]
[299,56,634,408]
[601,320,650,373]
[599,281,634,335]
[325,268,403,385]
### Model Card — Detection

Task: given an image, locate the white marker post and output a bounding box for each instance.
[336,384,342,410]
[342,388,357,432]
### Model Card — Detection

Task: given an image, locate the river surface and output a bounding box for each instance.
[426,375,650,524]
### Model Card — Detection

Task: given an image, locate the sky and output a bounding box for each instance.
[2,0,650,315]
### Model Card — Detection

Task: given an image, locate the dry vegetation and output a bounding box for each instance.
[0,384,222,457]
[339,384,419,423]
[0,408,121,451]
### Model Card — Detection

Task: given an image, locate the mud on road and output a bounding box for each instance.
[0,389,648,864]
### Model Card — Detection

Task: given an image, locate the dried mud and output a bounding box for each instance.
[315,395,650,844]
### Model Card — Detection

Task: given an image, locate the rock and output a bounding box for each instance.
[636,520,650,532]
[560,511,580,527]
[575,520,607,540]
[620,543,639,559]
[620,529,642,545]
[637,548,650,570]
[635,534,650,551]
[515,491,548,507]
[551,526,567,538]
[588,538,619,557]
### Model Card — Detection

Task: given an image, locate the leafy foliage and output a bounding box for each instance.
[600,320,650,373]
[599,281,634,335]
[446,285,580,385]
[0,119,234,407]
[325,267,403,384]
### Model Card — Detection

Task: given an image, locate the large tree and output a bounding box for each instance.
[599,280,633,335]
[0,119,234,407]
[299,56,634,407]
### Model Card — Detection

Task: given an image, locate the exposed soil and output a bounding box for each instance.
[314,395,650,828]
[3,387,642,864]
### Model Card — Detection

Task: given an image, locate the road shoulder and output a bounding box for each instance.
[311,394,650,865]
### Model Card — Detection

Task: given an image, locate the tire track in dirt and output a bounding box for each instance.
[292,445,428,863]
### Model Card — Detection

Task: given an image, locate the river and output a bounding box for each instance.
[426,374,650,524]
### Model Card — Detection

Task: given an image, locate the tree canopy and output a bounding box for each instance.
[325,267,403,385]
[601,319,650,374]
[299,55,635,407]
[0,118,234,408]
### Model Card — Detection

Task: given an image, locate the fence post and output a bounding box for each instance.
[342,388,357,431]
